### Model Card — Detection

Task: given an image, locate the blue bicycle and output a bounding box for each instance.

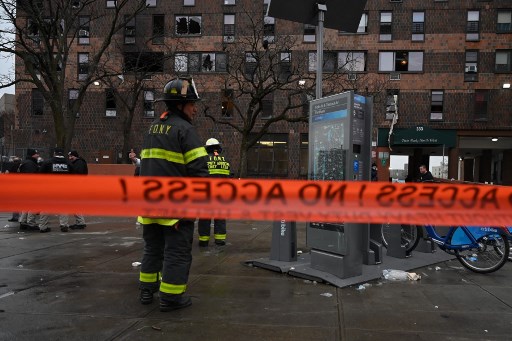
[381,224,511,274]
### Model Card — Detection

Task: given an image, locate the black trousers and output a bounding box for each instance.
[198,218,226,241]
[140,220,194,297]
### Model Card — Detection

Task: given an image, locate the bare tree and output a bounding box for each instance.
[202,9,388,177]
[0,0,147,151]
[100,37,183,163]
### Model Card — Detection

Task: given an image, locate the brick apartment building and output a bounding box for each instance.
[8,0,512,184]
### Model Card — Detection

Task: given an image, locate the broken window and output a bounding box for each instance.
[176,15,202,35]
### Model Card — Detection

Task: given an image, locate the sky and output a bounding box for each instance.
[0,52,15,97]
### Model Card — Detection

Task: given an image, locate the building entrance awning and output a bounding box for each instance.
[378,127,457,148]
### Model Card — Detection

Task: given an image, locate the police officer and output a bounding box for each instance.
[137,76,208,312]
[38,148,72,232]
[198,138,231,247]
[18,149,40,231]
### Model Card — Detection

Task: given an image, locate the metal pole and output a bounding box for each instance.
[315,5,326,99]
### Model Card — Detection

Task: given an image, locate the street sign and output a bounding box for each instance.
[268,0,367,32]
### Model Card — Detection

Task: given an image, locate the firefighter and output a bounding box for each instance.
[198,138,231,247]
[137,76,208,312]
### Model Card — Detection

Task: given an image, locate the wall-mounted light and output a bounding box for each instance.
[491,137,498,142]
[503,83,511,89]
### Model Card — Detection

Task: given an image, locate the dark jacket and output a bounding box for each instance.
[139,109,208,178]
[419,171,434,182]
[70,157,88,175]
[19,157,39,173]
[39,155,71,174]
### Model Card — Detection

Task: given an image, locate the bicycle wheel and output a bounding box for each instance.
[455,234,510,274]
[381,223,420,253]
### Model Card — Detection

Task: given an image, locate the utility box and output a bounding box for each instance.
[307,91,373,278]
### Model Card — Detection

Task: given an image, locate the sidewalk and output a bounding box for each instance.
[1,213,511,340]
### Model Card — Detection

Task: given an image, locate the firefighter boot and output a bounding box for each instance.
[160,294,192,312]
[140,288,157,305]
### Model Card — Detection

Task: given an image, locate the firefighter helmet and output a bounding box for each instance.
[205,138,221,147]
[157,76,201,102]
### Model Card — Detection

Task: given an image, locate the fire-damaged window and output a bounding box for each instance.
[124,52,165,74]
[32,89,44,116]
[221,89,234,118]
[175,52,227,73]
[152,15,164,44]
[175,15,202,36]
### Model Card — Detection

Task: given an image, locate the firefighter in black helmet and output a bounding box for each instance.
[137,76,208,312]
[198,138,231,248]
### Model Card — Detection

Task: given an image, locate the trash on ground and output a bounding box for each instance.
[17,265,23,268]
[356,283,372,291]
[297,250,303,254]
[435,266,442,271]
[132,262,141,267]
[382,269,421,281]
[320,292,333,297]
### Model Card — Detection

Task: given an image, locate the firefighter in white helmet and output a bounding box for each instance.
[198,138,231,247]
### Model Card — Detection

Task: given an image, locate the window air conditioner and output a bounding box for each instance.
[223,35,235,43]
[347,73,357,80]
[389,73,401,80]
[465,65,477,73]
[79,29,89,37]
[72,1,81,8]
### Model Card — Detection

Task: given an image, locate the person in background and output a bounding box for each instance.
[18,149,40,231]
[68,150,88,230]
[128,148,140,176]
[7,157,21,222]
[418,164,434,182]
[371,162,378,181]
[197,138,231,248]
[38,148,72,233]
[137,76,208,312]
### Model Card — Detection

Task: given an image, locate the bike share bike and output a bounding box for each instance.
[380,179,511,274]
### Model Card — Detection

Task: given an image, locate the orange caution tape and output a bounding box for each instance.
[1,174,511,226]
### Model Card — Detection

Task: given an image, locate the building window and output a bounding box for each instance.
[183,0,194,6]
[143,90,155,118]
[78,16,90,45]
[304,24,316,42]
[175,52,227,73]
[338,51,366,72]
[105,89,116,117]
[32,89,44,116]
[146,0,156,7]
[68,89,79,118]
[176,15,202,35]
[224,0,236,5]
[264,15,275,44]
[247,133,288,177]
[125,15,136,44]
[279,52,292,82]
[497,11,512,33]
[474,90,488,121]
[380,12,392,41]
[495,50,511,72]
[106,0,116,8]
[245,52,257,79]
[412,11,424,41]
[464,50,478,82]
[466,11,479,41]
[221,89,234,118]
[152,15,165,44]
[223,14,235,43]
[309,51,366,73]
[378,51,424,72]
[261,93,273,119]
[358,12,368,33]
[124,52,165,74]
[300,134,309,179]
[385,90,398,120]
[430,90,443,121]
[78,53,89,80]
